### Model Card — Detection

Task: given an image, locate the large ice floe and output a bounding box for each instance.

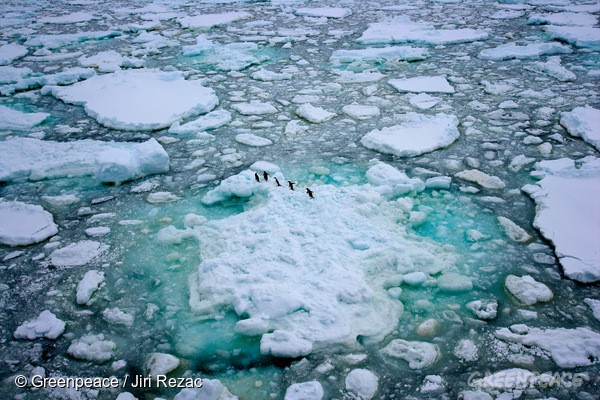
[560,106,600,151]
[477,42,572,60]
[360,113,460,157]
[356,16,489,45]
[48,69,218,130]
[523,158,600,282]
[0,137,169,183]
[158,163,456,357]
[0,201,58,246]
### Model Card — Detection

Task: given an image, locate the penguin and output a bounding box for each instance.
[287,181,295,190]
[306,188,314,199]
[263,171,269,181]
[254,172,260,182]
[274,177,282,187]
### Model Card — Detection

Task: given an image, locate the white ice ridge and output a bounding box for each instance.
[560,106,600,151]
[177,12,252,30]
[0,105,50,131]
[388,76,454,94]
[48,69,218,131]
[356,16,489,45]
[295,7,352,18]
[0,137,169,183]
[523,157,600,283]
[478,42,572,61]
[165,164,457,357]
[361,113,460,157]
[329,46,429,67]
[0,201,58,246]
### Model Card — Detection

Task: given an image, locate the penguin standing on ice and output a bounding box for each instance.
[306,188,314,199]
[274,177,282,187]
[254,172,260,182]
[263,171,269,181]
[287,181,295,191]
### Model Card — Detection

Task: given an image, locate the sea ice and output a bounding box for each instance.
[524,158,600,282]
[50,240,108,267]
[342,104,380,120]
[296,8,352,18]
[144,353,180,378]
[381,339,440,369]
[360,113,459,157]
[329,46,429,67]
[103,307,134,326]
[78,50,144,73]
[232,102,278,115]
[284,381,324,400]
[528,12,598,26]
[0,66,32,84]
[0,201,58,246]
[388,76,454,94]
[544,26,600,50]
[0,43,28,65]
[345,369,378,400]
[497,217,532,243]
[296,103,336,123]
[182,36,263,71]
[38,11,96,24]
[560,106,600,151]
[68,334,116,362]
[177,12,252,30]
[454,169,506,189]
[478,42,572,60]
[76,270,105,305]
[14,310,65,340]
[525,56,576,81]
[169,109,231,134]
[504,275,553,306]
[24,31,121,50]
[235,133,273,147]
[409,93,440,110]
[49,69,218,131]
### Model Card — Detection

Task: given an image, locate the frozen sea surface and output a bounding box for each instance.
[0,0,599,399]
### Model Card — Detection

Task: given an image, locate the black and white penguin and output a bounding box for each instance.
[263,171,269,181]
[306,188,314,199]
[287,181,295,190]
[274,177,282,187]
[254,172,260,182]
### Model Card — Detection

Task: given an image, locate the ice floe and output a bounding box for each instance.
[232,101,278,115]
[38,11,96,24]
[14,310,65,340]
[76,270,105,305]
[329,46,428,67]
[0,43,28,65]
[50,240,108,267]
[388,76,454,94]
[144,353,180,378]
[49,69,218,131]
[361,113,459,157]
[296,8,352,19]
[169,109,232,135]
[0,201,58,246]
[544,26,600,50]
[284,381,323,400]
[381,339,440,369]
[504,275,553,305]
[78,50,144,73]
[67,333,116,362]
[24,31,121,50]
[182,36,264,71]
[478,42,572,60]
[177,12,252,30]
[345,369,378,399]
[560,106,600,151]
[296,103,336,123]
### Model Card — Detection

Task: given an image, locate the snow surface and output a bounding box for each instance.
[0,137,170,183]
[360,113,459,157]
[524,158,600,282]
[388,76,454,94]
[49,69,218,131]
[560,106,600,151]
[14,310,65,340]
[0,201,58,246]
[357,17,489,45]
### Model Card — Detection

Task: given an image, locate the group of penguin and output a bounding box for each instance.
[255,171,314,199]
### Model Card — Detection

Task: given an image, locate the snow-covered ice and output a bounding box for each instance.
[0,43,28,65]
[381,339,440,369]
[177,12,252,30]
[560,106,600,151]
[169,109,231,134]
[50,240,108,267]
[388,76,454,94]
[505,275,553,306]
[76,270,105,305]
[0,201,58,246]
[296,8,352,19]
[284,381,323,400]
[0,105,48,131]
[295,103,336,123]
[14,310,65,340]
[478,42,572,61]
[345,369,378,399]
[67,333,116,362]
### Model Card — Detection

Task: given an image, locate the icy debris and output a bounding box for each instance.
[78,50,144,73]
[50,240,108,267]
[525,157,600,282]
[345,369,378,400]
[357,17,488,45]
[416,319,439,337]
[454,339,479,362]
[76,270,105,305]
[144,353,179,378]
[584,298,600,321]
[296,103,336,123]
[235,133,273,147]
[388,76,454,94]
[14,310,65,340]
[68,334,116,362]
[436,273,473,292]
[296,7,352,18]
[260,330,313,358]
[94,138,169,184]
[25,31,121,50]
[177,12,252,30]
[146,192,180,204]
[544,26,600,50]
[342,104,380,120]
[381,339,439,369]
[466,299,498,320]
[560,106,600,151]
[169,109,231,135]
[478,42,572,60]
[0,201,58,246]
[495,326,600,368]
[420,375,445,394]
[232,102,278,115]
[0,105,49,131]
[361,113,459,157]
[505,275,553,306]
[49,69,218,131]
[409,93,440,110]
[454,169,506,189]
[329,46,428,67]
[0,43,28,65]
[103,308,134,326]
[526,56,576,81]
[284,381,324,400]
[497,217,532,243]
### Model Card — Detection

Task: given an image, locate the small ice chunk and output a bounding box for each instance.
[42,194,80,207]
[235,133,273,147]
[146,192,180,204]
[296,7,352,18]
[409,93,440,110]
[437,272,473,292]
[0,201,58,246]
[144,353,180,378]
[342,104,380,120]
[454,169,506,189]
[169,109,231,134]
[497,216,532,243]
[50,240,108,267]
[76,270,105,305]
[466,299,498,320]
[454,339,479,362]
[235,318,269,336]
[0,105,50,131]
[420,375,445,393]
[86,227,111,237]
[68,334,116,362]
[14,310,65,340]
[177,12,252,30]
[402,271,428,286]
[478,42,572,61]
[284,381,324,400]
[103,307,134,326]
[381,339,439,369]
[505,275,553,306]
[232,102,278,115]
[260,330,313,358]
[584,298,600,321]
[389,76,454,94]
[296,103,336,123]
[345,369,378,400]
